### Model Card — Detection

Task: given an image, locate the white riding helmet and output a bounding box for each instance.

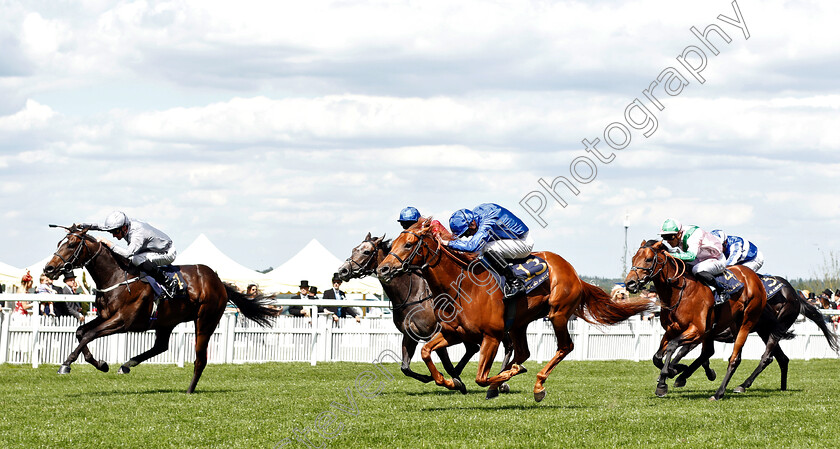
[102,211,128,231]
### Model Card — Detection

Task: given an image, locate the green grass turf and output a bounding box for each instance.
[1,358,838,448]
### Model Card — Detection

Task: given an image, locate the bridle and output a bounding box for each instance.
[344,240,380,278]
[629,246,687,311]
[53,231,103,273]
[386,229,442,275]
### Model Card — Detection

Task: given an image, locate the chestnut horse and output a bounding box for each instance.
[337,233,514,394]
[377,219,650,402]
[660,274,838,393]
[43,225,280,393]
[624,240,769,400]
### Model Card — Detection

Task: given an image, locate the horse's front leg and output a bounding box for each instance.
[59,317,125,374]
[399,334,433,383]
[655,339,682,397]
[420,332,466,394]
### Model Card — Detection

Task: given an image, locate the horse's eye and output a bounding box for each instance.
[644,258,653,263]
[404,242,413,249]
[363,250,371,256]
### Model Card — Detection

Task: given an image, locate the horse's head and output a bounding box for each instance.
[337,232,387,281]
[43,225,100,280]
[625,239,667,293]
[376,218,439,283]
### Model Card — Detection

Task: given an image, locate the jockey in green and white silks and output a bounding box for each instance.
[659,218,731,303]
[709,229,765,273]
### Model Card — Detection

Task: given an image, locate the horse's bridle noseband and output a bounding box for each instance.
[344,240,380,278]
[53,231,103,273]
[386,229,441,275]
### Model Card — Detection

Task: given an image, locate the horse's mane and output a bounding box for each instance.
[409,217,480,264]
[643,239,660,248]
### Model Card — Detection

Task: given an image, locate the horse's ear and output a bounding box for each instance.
[640,240,646,248]
[365,232,372,241]
[379,233,386,242]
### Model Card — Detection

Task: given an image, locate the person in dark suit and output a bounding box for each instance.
[323,273,361,323]
[54,271,84,322]
[287,280,310,317]
[308,285,327,313]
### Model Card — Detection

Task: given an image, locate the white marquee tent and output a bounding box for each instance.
[261,239,382,296]
[0,260,24,290]
[174,234,265,288]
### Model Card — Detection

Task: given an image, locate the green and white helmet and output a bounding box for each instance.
[659,218,683,236]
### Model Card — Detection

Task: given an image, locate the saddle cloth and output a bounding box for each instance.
[484,254,550,294]
[713,269,743,303]
[758,274,785,302]
[141,266,186,320]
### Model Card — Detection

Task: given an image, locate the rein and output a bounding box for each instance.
[631,247,688,311]
[386,229,442,274]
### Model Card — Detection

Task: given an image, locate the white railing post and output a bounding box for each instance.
[177,324,187,368]
[30,300,40,368]
[224,313,236,364]
[0,308,10,364]
[309,305,318,366]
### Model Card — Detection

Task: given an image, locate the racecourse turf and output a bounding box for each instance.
[1,359,838,449]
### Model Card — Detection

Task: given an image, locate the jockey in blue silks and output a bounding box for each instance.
[397,206,421,230]
[447,203,534,301]
[709,229,765,273]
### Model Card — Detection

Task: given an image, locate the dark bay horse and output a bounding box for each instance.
[664,274,838,393]
[377,219,651,402]
[43,226,280,393]
[625,240,770,400]
[336,233,514,394]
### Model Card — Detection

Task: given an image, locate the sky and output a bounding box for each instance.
[0,0,838,280]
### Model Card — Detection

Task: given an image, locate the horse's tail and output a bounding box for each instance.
[798,294,840,353]
[576,281,651,325]
[224,283,282,327]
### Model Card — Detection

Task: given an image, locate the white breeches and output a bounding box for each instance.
[130,247,177,267]
[484,233,534,260]
[691,256,726,276]
[741,250,764,272]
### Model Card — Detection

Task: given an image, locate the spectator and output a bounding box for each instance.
[323,273,361,323]
[54,271,84,323]
[308,285,328,314]
[35,274,56,316]
[287,281,311,317]
[610,285,628,302]
[21,270,34,293]
[246,284,258,298]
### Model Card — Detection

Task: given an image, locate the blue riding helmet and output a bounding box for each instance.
[398,206,421,223]
[449,208,475,237]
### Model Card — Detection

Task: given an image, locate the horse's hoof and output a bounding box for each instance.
[733,386,746,394]
[499,383,511,394]
[655,385,668,398]
[519,366,528,375]
[674,378,686,388]
[706,369,717,381]
[118,366,130,375]
[57,365,71,375]
[452,377,467,395]
[97,361,109,373]
[708,395,720,402]
[486,388,500,400]
[534,389,546,402]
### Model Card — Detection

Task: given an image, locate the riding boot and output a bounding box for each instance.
[140,260,178,299]
[695,271,729,304]
[484,252,524,333]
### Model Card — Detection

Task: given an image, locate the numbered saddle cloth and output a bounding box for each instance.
[485,254,550,294]
[713,269,744,302]
[141,266,187,319]
[757,274,785,303]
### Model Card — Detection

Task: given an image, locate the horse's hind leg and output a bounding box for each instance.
[711,325,752,401]
[119,326,175,374]
[532,316,573,403]
[187,314,221,394]
[447,342,479,378]
[399,334,433,383]
[774,345,790,391]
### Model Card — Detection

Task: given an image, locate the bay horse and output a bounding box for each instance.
[661,274,838,393]
[625,240,770,400]
[377,219,651,402]
[336,232,514,394]
[42,225,280,393]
